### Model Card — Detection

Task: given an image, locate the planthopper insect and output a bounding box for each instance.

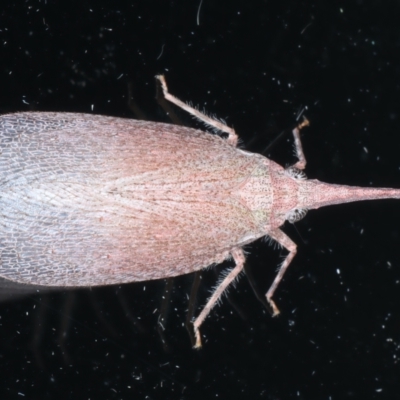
[1,75,400,348]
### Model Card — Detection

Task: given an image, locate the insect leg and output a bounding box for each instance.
[265,229,298,316]
[154,77,184,126]
[291,119,309,170]
[155,75,238,146]
[192,247,245,348]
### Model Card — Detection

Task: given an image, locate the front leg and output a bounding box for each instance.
[266,229,298,316]
[291,118,309,170]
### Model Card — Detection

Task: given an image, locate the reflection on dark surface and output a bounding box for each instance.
[1,1,400,398]
[0,278,57,303]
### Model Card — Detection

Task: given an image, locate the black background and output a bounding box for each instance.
[1,1,400,399]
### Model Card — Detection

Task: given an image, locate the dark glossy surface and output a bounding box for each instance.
[1,1,400,399]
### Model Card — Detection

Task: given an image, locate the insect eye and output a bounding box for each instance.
[287,208,309,223]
